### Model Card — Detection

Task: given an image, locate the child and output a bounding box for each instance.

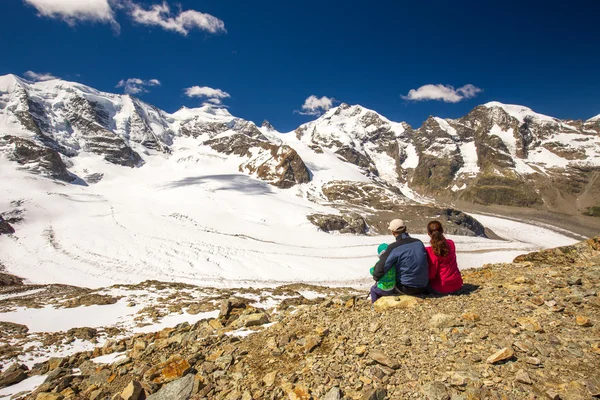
[369,243,396,303]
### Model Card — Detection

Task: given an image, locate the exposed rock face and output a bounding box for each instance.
[307,213,368,234]
[1,135,75,182]
[0,272,23,286]
[0,219,15,235]
[205,134,311,188]
[319,181,488,236]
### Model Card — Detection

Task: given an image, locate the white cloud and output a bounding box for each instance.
[23,71,58,81]
[402,84,482,103]
[23,0,117,26]
[296,95,335,116]
[184,86,230,99]
[116,78,161,95]
[127,1,225,36]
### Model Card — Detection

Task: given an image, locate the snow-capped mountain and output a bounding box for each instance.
[0,74,309,188]
[409,102,600,211]
[1,73,595,290]
[2,73,599,220]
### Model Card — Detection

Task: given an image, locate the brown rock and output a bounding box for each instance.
[143,355,191,385]
[515,369,532,385]
[304,335,322,353]
[373,296,421,312]
[516,317,543,332]
[576,316,592,327]
[486,347,515,364]
[121,380,143,400]
[369,351,400,369]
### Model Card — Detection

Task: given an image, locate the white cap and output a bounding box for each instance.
[388,219,405,232]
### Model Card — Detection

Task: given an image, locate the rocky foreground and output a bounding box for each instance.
[1,238,600,400]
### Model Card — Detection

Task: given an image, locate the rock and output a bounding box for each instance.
[355,346,367,356]
[486,347,514,364]
[516,317,543,332]
[369,351,400,369]
[306,213,368,235]
[322,387,341,400]
[85,173,104,184]
[304,335,322,353]
[233,313,269,328]
[575,316,592,327]
[461,312,480,322]
[66,327,97,340]
[219,299,232,319]
[421,381,449,400]
[429,313,455,329]
[0,219,15,234]
[121,380,143,400]
[373,295,421,312]
[287,385,310,400]
[263,371,277,387]
[363,388,387,400]
[0,363,28,388]
[146,374,194,400]
[515,369,532,385]
[47,357,65,371]
[567,277,583,285]
[214,355,233,370]
[36,394,63,400]
[0,272,23,286]
[142,355,191,385]
[514,276,529,284]
[525,356,541,365]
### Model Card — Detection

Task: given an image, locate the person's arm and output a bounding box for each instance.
[373,247,392,281]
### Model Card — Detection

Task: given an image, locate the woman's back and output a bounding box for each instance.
[426,239,463,294]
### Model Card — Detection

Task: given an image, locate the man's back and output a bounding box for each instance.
[374,234,429,289]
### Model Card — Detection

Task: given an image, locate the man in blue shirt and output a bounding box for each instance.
[372,219,429,295]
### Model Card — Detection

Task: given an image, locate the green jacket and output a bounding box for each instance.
[370,264,396,291]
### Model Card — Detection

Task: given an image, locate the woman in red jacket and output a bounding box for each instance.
[425,220,463,294]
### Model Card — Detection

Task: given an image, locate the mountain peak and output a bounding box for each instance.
[261,120,275,130]
[172,105,233,120]
[481,101,556,123]
[0,74,25,93]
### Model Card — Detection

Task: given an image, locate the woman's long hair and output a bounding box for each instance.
[427,220,449,257]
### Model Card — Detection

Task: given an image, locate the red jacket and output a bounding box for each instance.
[426,239,463,294]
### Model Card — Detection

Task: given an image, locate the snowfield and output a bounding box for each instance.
[0,135,578,290]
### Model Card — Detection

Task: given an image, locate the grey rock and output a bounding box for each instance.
[146,374,194,400]
[421,381,450,400]
[322,387,342,400]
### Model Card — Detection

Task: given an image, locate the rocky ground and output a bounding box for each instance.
[1,238,600,399]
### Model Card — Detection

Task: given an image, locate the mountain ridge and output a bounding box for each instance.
[1,73,600,222]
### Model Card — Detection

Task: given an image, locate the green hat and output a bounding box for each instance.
[377,243,388,256]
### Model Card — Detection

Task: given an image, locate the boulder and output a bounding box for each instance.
[146,374,194,400]
[121,380,143,400]
[0,363,28,388]
[143,355,191,385]
[373,296,422,312]
[306,213,368,234]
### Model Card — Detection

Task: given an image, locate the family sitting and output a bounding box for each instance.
[369,219,463,302]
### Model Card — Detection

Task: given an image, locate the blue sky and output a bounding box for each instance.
[1,0,599,131]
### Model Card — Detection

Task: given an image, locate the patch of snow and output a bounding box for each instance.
[433,117,458,137]
[91,352,127,364]
[456,141,480,176]
[0,302,143,333]
[132,310,219,334]
[298,290,326,300]
[401,144,419,169]
[0,374,46,400]
[0,288,46,300]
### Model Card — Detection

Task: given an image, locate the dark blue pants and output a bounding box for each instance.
[370,285,395,303]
